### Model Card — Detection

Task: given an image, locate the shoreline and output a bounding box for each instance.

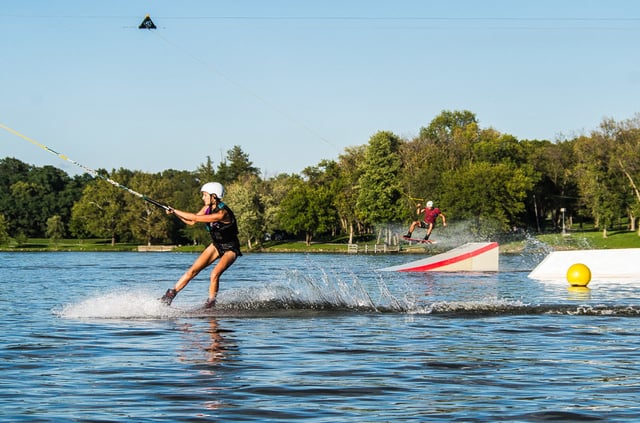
[1,230,637,254]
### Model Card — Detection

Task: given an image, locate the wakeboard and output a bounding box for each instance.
[402,236,436,244]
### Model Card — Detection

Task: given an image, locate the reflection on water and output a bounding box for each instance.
[176,319,236,367]
[567,285,592,301]
[205,319,227,364]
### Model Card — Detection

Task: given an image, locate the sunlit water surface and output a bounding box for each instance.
[3,247,640,422]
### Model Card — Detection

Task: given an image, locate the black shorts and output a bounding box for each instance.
[418,221,433,229]
[212,240,242,257]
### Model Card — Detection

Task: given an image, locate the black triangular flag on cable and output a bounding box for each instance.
[138,15,157,30]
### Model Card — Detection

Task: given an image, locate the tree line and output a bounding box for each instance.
[1,110,639,248]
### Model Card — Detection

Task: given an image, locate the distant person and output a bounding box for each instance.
[161,182,241,308]
[403,200,446,241]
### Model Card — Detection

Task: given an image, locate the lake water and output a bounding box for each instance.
[3,246,640,422]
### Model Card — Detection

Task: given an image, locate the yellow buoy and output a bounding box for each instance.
[566,263,591,287]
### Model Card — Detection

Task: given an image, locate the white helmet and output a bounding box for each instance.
[426,200,434,207]
[201,182,224,199]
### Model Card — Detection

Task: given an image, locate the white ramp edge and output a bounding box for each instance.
[379,242,499,272]
[528,248,640,284]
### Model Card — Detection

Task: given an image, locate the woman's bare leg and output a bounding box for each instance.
[207,251,238,304]
[175,244,219,292]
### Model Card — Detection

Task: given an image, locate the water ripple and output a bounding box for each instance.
[4,252,640,421]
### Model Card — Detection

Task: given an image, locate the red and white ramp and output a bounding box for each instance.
[379,242,499,272]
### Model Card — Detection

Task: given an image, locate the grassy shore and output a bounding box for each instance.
[256,229,640,254]
[0,239,140,252]
[1,229,638,253]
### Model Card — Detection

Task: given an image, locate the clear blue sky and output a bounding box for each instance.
[1,0,639,177]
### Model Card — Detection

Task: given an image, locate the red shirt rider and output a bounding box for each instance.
[404,200,446,241]
[422,205,442,224]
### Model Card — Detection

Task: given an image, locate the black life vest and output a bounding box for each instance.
[205,202,241,255]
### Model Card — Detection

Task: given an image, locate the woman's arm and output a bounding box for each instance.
[169,206,229,226]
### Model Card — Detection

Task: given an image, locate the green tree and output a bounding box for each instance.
[335,146,365,243]
[216,145,259,185]
[0,157,32,188]
[46,215,65,244]
[307,183,337,241]
[473,131,527,165]
[403,110,481,211]
[278,178,311,243]
[524,139,579,232]
[70,179,127,246]
[356,131,404,243]
[301,161,341,236]
[10,180,45,237]
[441,161,536,232]
[612,114,640,233]
[302,163,340,240]
[124,171,173,245]
[574,124,627,237]
[196,156,217,185]
[30,165,79,236]
[419,109,479,172]
[0,158,32,236]
[225,174,264,249]
[2,164,81,238]
[420,109,479,141]
[262,173,299,239]
[399,136,431,212]
[161,168,201,244]
[0,214,9,244]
